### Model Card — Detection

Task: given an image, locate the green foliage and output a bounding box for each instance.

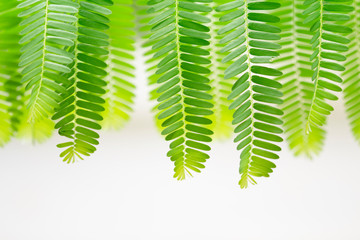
[1,0,360,188]
[216,0,284,188]
[16,113,54,143]
[274,0,325,158]
[302,0,352,134]
[343,0,360,144]
[53,0,113,163]
[209,0,236,140]
[147,0,214,180]
[1,0,55,144]
[137,0,168,131]
[17,0,77,123]
[102,0,136,130]
[0,1,21,146]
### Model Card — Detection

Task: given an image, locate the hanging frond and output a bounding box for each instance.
[217,0,283,188]
[273,0,325,158]
[1,1,52,144]
[343,1,360,144]
[147,0,214,180]
[0,1,22,146]
[209,0,236,140]
[302,0,353,134]
[17,0,79,123]
[101,0,136,130]
[53,0,113,163]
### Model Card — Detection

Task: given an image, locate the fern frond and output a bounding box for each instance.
[0,1,49,144]
[209,0,236,140]
[17,0,78,123]
[343,1,360,144]
[148,0,214,180]
[273,0,325,158]
[101,0,136,130]
[217,0,284,188]
[53,0,113,163]
[302,0,353,134]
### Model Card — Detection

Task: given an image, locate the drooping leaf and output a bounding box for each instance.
[302,0,353,135]
[53,0,113,163]
[148,0,214,180]
[217,0,283,188]
[17,0,79,122]
[273,0,325,158]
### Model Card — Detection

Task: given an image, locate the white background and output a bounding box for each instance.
[0,53,360,240]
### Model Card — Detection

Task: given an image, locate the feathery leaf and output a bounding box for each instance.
[148,0,214,180]
[17,0,78,122]
[302,0,353,134]
[274,0,325,158]
[217,0,283,188]
[53,0,113,163]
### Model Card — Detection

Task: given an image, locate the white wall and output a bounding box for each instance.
[0,54,359,240]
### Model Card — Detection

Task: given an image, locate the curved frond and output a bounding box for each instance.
[148,0,214,180]
[343,1,360,144]
[217,0,284,188]
[274,0,325,158]
[302,0,353,134]
[53,0,113,163]
[1,1,51,144]
[102,0,136,130]
[17,0,78,122]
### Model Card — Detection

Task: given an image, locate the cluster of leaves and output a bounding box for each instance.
[0,0,359,188]
[0,0,137,162]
